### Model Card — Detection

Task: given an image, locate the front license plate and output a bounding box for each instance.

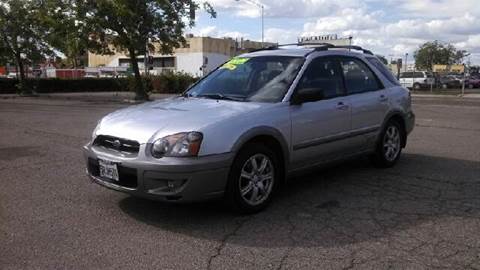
[99,159,119,181]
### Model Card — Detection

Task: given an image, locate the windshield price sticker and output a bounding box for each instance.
[221,57,250,70]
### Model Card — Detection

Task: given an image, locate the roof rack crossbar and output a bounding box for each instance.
[248,43,374,55]
[331,45,374,55]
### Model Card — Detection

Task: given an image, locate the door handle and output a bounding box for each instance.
[336,102,349,110]
[379,95,388,102]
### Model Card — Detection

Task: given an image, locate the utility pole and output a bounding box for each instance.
[405,53,408,73]
[236,0,264,47]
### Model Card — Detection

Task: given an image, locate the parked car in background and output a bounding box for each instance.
[84,44,415,213]
[466,76,480,89]
[5,72,17,78]
[439,75,462,89]
[399,71,434,90]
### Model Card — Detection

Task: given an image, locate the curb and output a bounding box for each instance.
[412,94,480,99]
[0,92,177,102]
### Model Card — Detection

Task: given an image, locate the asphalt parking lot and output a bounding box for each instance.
[1,96,480,269]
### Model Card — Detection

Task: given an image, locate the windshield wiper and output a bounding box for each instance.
[197,93,245,101]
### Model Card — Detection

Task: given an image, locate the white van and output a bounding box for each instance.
[399,71,435,90]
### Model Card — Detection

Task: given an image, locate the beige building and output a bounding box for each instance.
[433,64,465,73]
[88,36,275,77]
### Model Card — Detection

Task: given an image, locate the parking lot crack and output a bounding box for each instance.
[206,217,250,270]
[276,213,297,270]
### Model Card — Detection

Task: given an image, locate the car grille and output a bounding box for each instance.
[93,135,140,154]
[87,158,138,188]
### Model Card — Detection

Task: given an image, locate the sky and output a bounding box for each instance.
[189,0,480,65]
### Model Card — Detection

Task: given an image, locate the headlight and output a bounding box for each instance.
[151,132,203,158]
[92,120,102,140]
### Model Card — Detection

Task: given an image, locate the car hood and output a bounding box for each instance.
[96,97,270,144]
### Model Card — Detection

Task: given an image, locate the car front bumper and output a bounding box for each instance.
[83,143,234,202]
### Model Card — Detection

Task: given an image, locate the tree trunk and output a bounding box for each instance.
[15,53,31,95]
[128,48,148,101]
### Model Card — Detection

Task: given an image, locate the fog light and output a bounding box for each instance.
[166,179,186,192]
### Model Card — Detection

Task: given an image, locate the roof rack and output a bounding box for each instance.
[250,43,374,55]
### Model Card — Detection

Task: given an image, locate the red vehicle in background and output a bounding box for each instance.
[466,76,480,89]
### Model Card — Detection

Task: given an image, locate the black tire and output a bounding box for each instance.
[413,83,421,90]
[370,120,404,168]
[468,84,474,89]
[225,143,280,214]
[442,83,448,89]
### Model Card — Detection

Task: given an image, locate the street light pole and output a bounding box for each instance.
[236,0,264,47]
[261,4,264,46]
[405,53,408,73]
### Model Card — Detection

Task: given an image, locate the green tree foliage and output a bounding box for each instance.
[40,0,95,68]
[414,41,469,71]
[83,0,216,100]
[0,0,53,93]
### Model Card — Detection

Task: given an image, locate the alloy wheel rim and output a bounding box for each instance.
[238,154,274,206]
[383,125,401,162]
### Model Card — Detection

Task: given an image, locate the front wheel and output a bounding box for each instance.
[370,121,404,168]
[225,143,279,214]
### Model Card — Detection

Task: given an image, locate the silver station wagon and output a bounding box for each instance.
[84,44,415,213]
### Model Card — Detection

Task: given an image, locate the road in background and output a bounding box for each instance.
[1,96,479,269]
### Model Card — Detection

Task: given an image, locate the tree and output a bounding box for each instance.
[40,0,93,68]
[83,0,216,100]
[414,41,469,71]
[0,0,53,94]
[0,44,9,66]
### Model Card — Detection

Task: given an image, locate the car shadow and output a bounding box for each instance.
[118,153,480,248]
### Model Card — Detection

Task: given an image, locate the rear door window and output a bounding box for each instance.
[413,72,424,78]
[400,72,413,78]
[340,57,382,95]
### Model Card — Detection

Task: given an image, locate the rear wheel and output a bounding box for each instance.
[225,143,279,214]
[371,120,404,168]
[468,84,474,89]
[413,83,421,90]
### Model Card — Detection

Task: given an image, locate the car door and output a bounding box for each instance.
[399,72,412,88]
[339,56,390,151]
[289,56,355,170]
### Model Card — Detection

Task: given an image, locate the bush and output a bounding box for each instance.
[0,72,199,95]
[149,72,199,94]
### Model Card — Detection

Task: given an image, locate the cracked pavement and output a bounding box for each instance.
[1,96,479,269]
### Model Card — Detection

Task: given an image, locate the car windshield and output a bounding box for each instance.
[186,56,304,103]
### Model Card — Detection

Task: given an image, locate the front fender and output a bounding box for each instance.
[231,126,290,169]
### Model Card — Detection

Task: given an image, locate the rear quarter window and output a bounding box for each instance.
[367,57,401,86]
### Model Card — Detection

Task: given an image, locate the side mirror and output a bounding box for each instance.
[291,88,324,105]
